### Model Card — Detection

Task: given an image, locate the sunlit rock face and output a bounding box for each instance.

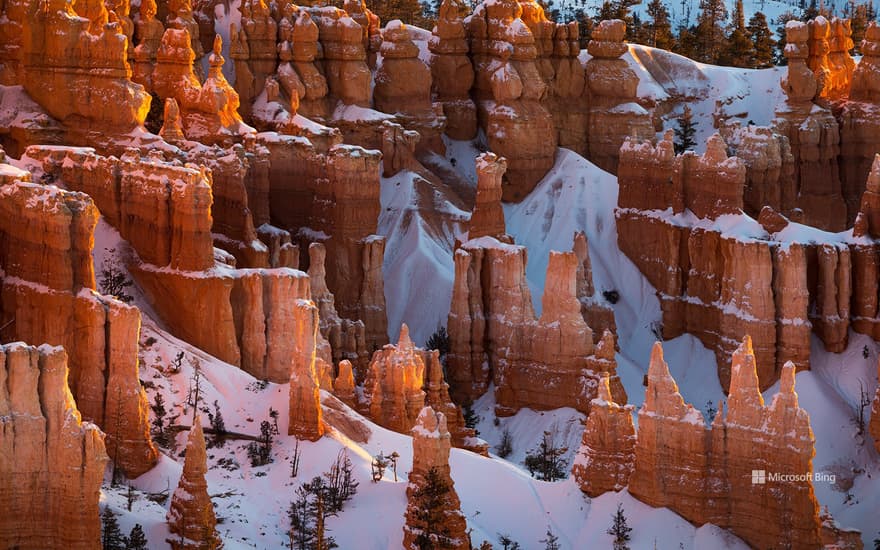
[0,171,157,477]
[628,340,822,550]
[0,343,107,550]
[776,20,847,231]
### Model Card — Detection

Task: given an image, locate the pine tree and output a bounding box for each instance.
[523,427,569,482]
[323,449,359,514]
[674,25,699,59]
[150,393,168,447]
[694,0,729,63]
[410,467,457,549]
[803,0,819,20]
[747,12,776,68]
[498,533,522,549]
[674,105,697,154]
[721,0,755,67]
[646,0,676,50]
[607,503,633,550]
[126,524,149,550]
[289,477,338,550]
[101,508,125,550]
[539,527,561,550]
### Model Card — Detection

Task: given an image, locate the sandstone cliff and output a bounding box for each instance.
[0,174,157,477]
[429,0,476,140]
[447,236,625,415]
[571,373,635,497]
[629,339,822,549]
[0,343,107,550]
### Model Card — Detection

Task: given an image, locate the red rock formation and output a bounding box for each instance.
[467,0,557,201]
[165,0,203,68]
[573,231,616,341]
[429,0,476,140]
[616,133,816,389]
[374,20,443,151]
[309,7,372,107]
[776,20,847,231]
[827,18,855,99]
[333,359,356,407]
[231,0,277,121]
[728,126,796,219]
[20,0,150,139]
[153,30,251,144]
[362,324,426,433]
[25,146,318,386]
[167,418,221,550]
[403,407,470,550]
[257,133,388,350]
[0,343,107,550]
[584,19,654,174]
[839,22,880,224]
[467,152,508,240]
[132,0,164,89]
[289,301,325,441]
[629,339,823,549]
[0,176,157,477]
[447,237,625,415]
[851,22,880,102]
[571,374,635,497]
[811,243,851,352]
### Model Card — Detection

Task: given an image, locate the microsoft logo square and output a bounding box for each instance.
[751,470,766,484]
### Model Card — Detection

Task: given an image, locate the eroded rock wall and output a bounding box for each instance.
[0,343,107,550]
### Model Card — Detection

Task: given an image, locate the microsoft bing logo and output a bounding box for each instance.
[751,470,766,485]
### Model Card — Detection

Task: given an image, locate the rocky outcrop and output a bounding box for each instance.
[24,146,320,387]
[333,359,356,407]
[360,324,480,450]
[629,339,823,550]
[403,407,470,550]
[153,30,252,144]
[0,343,107,550]
[573,231,616,341]
[447,237,625,415]
[132,0,164,89]
[851,22,880,102]
[374,20,443,151]
[616,133,818,390]
[362,324,426,433]
[20,0,150,139]
[260,134,388,350]
[289,301,325,441]
[467,152,508,240]
[429,0,476,140]
[230,0,277,121]
[167,418,221,550]
[308,243,369,372]
[776,20,847,231]
[584,20,653,174]
[571,373,635,497]
[467,0,557,201]
[0,176,157,477]
[310,7,372,108]
[838,22,880,225]
[826,18,855,99]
